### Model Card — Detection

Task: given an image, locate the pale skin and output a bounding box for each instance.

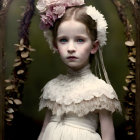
[38,20,115,140]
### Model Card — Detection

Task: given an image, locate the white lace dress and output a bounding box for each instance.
[39,64,122,140]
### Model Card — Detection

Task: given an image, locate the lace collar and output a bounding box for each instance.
[39,63,121,116]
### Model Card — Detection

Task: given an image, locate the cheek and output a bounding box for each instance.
[79,46,92,56]
[57,47,66,56]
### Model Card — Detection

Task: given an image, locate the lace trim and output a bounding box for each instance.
[39,65,122,116]
[40,74,119,105]
[39,94,122,117]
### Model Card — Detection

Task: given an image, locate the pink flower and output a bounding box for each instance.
[40,4,66,28]
[53,5,66,18]
[37,0,85,29]
[40,8,57,28]
[44,0,85,6]
[44,0,62,7]
[37,0,85,13]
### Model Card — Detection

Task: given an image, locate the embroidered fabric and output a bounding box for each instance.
[39,64,122,117]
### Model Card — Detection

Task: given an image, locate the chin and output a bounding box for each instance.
[66,63,85,70]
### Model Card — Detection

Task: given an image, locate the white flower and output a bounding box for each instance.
[36,0,47,13]
[86,5,108,47]
[68,0,85,6]
[53,5,66,18]
[45,0,62,7]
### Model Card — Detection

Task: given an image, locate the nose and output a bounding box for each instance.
[67,41,76,54]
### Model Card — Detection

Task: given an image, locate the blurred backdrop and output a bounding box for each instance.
[5,0,129,139]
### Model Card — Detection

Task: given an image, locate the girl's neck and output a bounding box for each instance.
[67,64,92,77]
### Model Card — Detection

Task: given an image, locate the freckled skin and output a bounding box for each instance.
[56,20,99,71]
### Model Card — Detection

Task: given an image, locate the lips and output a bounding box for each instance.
[67,56,78,60]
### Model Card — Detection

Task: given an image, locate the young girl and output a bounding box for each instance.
[36,0,122,140]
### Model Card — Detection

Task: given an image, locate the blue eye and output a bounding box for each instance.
[59,38,68,43]
[77,39,84,43]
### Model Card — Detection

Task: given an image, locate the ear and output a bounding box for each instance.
[90,40,99,54]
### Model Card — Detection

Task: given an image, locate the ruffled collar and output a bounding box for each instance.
[39,63,121,115]
[67,64,92,78]
[39,63,121,116]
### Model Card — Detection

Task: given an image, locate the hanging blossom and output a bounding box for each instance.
[36,0,85,29]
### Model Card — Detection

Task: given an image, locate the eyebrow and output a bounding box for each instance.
[57,34,88,38]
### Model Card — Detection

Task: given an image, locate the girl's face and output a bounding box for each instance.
[56,20,99,70]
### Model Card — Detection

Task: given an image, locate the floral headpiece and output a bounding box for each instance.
[36,0,85,29]
[36,0,108,53]
[86,6,108,47]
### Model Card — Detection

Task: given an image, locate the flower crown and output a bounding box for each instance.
[36,0,108,53]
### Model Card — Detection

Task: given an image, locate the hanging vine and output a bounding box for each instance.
[4,0,35,125]
[111,0,136,139]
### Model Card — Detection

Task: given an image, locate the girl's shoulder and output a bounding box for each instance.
[42,73,117,99]
[41,74,69,91]
[45,74,67,84]
[43,73,113,92]
[39,73,122,116]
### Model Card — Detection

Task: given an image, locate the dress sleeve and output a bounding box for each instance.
[89,92,122,113]
[39,81,51,111]
[86,80,122,114]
